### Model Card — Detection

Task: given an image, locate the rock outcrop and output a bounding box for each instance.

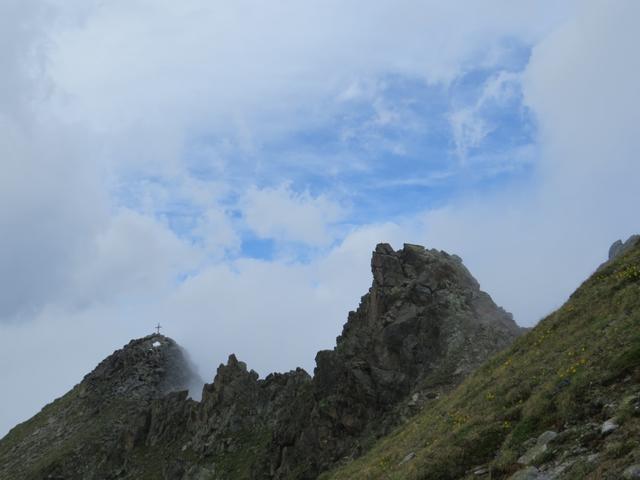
[324,236,640,480]
[264,243,522,477]
[0,335,198,479]
[0,243,523,480]
[608,235,640,262]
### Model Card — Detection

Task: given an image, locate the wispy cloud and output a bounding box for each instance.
[241,184,347,248]
[449,71,529,164]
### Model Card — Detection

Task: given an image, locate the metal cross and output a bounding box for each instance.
[155,323,162,335]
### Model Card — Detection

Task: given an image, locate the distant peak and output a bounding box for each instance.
[608,234,640,261]
[81,334,196,401]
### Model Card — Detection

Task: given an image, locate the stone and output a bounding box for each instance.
[600,235,640,271]
[601,418,619,435]
[509,466,550,480]
[609,235,640,261]
[399,452,416,465]
[517,445,547,466]
[537,431,558,445]
[547,461,573,477]
[517,431,557,465]
[623,465,640,479]
[609,240,624,260]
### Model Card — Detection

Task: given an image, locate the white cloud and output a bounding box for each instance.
[0,118,107,320]
[449,107,492,162]
[449,71,522,163]
[0,0,52,120]
[67,209,200,308]
[44,0,564,176]
[524,0,640,184]
[192,208,240,255]
[242,185,346,247]
[419,0,640,325]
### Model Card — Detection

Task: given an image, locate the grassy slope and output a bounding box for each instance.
[0,391,272,479]
[323,241,640,480]
[0,388,85,479]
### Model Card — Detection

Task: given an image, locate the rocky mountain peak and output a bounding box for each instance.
[371,242,470,291]
[0,242,525,480]
[291,243,523,475]
[201,354,260,408]
[334,243,519,369]
[81,334,196,402]
[608,234,640,261]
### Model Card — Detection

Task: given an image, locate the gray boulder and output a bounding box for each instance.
[608,235,640,261]
[624,465,640,479]
[518,431,557,465]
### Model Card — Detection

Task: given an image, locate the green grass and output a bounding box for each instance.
[0,386,181,479]
[0,387,85,478]
[323,240,640,480]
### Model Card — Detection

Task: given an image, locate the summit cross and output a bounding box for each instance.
[155,323,162,335]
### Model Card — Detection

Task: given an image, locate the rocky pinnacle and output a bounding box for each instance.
[0,243,522,480]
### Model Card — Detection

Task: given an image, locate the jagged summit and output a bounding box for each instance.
[608,234,640,262]
[328,237,640,480]
[329,242,520,386]
[81,334,196,401]
[0,242,523,480]
[305,243,521,472]
[0,333,201,479]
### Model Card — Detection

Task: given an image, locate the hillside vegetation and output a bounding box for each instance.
[324,240,640,479]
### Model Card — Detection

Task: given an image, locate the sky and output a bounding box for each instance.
[1,0,639,437]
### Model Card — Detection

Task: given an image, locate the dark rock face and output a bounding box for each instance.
[265,243,521,478]
[0,243,522,480]
[82,335,196,401]
[0,335,198,480]
[608,235,640,261]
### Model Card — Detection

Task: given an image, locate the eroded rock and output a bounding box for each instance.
[624,464,640,479]
[0,243,522,480]
[601,418,619,435]
[518,431,557,466]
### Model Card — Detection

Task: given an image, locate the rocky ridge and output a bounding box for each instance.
[0,335,196,479]
[325,235,640,480]
[608,235,640,262]
[0,243,522,479]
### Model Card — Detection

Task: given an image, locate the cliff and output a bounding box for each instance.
[0,243,524,479]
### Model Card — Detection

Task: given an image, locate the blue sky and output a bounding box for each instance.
[1,0,639,437]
